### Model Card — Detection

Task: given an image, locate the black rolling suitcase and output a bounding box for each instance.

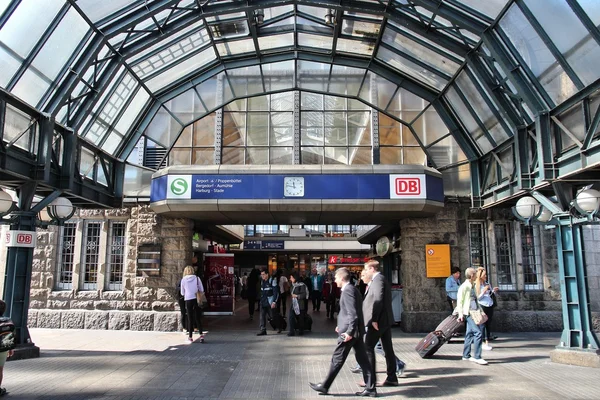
[415,331,445,358]
[304,314,313,331]
[269,313,287,331]
[435,314,463,339]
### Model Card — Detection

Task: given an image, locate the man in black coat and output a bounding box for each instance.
[362,260,400,386]
[309,268,376,397]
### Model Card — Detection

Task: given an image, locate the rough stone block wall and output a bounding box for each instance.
[399,202,565,333]
[28,204,193,332]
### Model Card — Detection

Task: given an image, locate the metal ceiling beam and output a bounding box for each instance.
[411,0,488,35]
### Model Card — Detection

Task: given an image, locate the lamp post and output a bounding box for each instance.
[0,187,75,360]
[512,190,600,367]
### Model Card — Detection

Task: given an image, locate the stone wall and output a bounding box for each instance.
[28,204,192,332]
[399,202,564,333]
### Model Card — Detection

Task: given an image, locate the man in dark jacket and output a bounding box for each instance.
[362,260,401,386]
[309,268,376,397]
[257,268,280,336]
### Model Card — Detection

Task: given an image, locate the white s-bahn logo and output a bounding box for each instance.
[170,178,188,195]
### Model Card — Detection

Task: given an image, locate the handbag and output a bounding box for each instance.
[469,307,488,325]
[292,297,300,315]
[196,291,207,308]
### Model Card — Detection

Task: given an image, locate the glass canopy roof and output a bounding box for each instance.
[2,0,600,200]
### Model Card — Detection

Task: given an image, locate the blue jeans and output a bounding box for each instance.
[463,315,483,359]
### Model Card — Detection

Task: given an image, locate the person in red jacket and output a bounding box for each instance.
[322,272,339,320]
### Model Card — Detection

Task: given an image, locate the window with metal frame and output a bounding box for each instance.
[81,221,102,290]
[468,221,489,272]
[55,222,77,290]
[495,222,516,291]
[521,225,543,291]
[106,221,126,291]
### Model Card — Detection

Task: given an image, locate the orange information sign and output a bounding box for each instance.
[425,244,451,278]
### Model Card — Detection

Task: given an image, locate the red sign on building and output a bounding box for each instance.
[395,178,421,195]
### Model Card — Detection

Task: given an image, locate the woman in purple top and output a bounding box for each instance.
[180,265,205,343]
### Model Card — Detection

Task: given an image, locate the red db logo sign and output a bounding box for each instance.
[16,233,33,245]
[6,231,36,247]
[395,178,421,195]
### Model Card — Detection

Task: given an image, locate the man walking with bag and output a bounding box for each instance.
[257,268,280,336]
[361,260,403,386]
[309,268,376,397]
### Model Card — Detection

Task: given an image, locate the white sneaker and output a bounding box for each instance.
[482,344,493,351]
[472,358,488,365]
[461,357,471,361]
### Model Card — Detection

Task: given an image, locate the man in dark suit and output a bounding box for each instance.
[362,260,401,386]
[309,268,376,397]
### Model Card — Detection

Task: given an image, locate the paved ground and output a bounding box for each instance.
[5,306,600,399]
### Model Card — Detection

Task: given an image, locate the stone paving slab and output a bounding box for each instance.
[2,328,599,399]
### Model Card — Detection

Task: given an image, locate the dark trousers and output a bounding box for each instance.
[259,305,280,332]
[324,296,335,318]
[185,299,202,338]
[178,297,187,329]
[289,307,305,334]
[322,335,374,390]
[311,290,322,311]
[481,305,495,340]
[278,294,287,317]
[365,326,398,382]
[248,297,256,316]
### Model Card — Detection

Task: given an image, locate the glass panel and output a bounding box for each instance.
[403,147,426,165]
[297,60,329,92]
[106,221,126,290]
[379,113,401,146]
[222,147,245,164]
[382,27,460,76]
[193,113,215,146]
[348,111,371,146]
[495,223,515,291]
[145,47,216,92]
[458,0,508,18]
[412,108,447,146]
[209,19,250,40]
[0,46,21,87]
[271,92,293,111]
[380,147,402,164]
[270,112,293,146]
[579,0,600,27]
[298,33,333,50]
[336,38,375,56]
[11,68,49,106]
[223,112,246,146]
[301,146,324,164]
[441,163,471,196]
[123,163,153,196]
[246,148,268,164]
[525,0,600,86]
[29,7,89,82]
[215,38,255,56]
[428,136,467,167]
[271,147,293,164]
[376,46,447,90]
[168,148,192,165]
[446,87,493,152]
[227,65,263,98]
[468,221,488,271]
[195,73,221,112]
[114,89,150,137]
[56,222,77,290]
[3,103,34,151]
[301,111,324,145]
[144,106,183,147]
[82,221,102,290]
[132,29,211,80]
[77,0,141,23]
[325,112,347,145]
[329,65,365,97]
[302,92,323,109]
[324,147,348,164]
[262,61,295,92]
[193,148,214,165]
[247,112,268,145]
[521,225,543,290]
[0,0,64,58]
[500,3,576,105]
[349,147,372,164]
[164,88,205,126]
[258,33,294,50]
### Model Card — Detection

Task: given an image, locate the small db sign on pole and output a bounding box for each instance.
[5,230,37,248]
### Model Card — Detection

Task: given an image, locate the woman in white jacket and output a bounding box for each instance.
[180,265,205,343]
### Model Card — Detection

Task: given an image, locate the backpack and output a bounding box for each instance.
[0,317,16,352]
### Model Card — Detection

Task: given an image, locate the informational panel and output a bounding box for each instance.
[203,254,235,315]
[151,173,443,202]
[425,244,451,278]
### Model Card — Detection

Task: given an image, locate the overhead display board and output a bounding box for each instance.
[151,173,442,202]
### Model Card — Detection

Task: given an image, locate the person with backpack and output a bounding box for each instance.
[0,299,15,397]
[257,268,280,336]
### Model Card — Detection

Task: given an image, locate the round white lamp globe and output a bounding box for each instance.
[575,189,600,214]
[515,196,540,219]
[0,189,14,214]
[537,207,553,223]
[48,197,74,220]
